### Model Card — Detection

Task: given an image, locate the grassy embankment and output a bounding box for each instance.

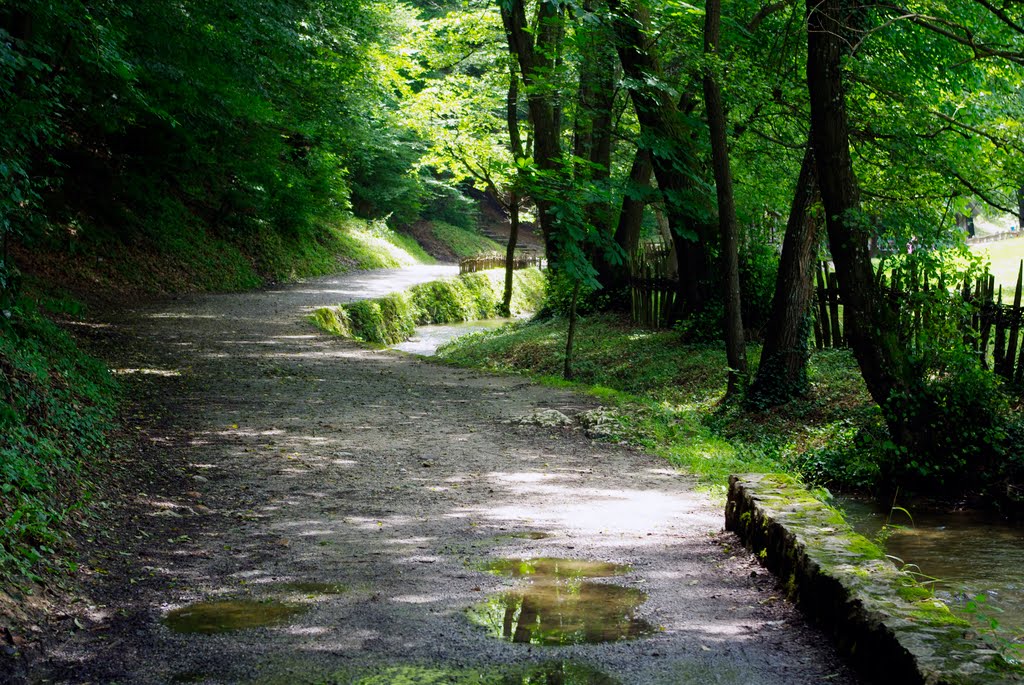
[17,216,437,296]
[429,221,504,258]
[436,313,882,497]
[0,216,441,587]
[0,294,118,583]
[312,268,546,345]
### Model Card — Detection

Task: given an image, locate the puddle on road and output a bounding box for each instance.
[163,599,306,634]
[469,557,654,645]
[482,557,630,579]
[501,531,551,541]
[352,662,619,684]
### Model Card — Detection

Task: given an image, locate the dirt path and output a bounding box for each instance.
[38,267,860,684]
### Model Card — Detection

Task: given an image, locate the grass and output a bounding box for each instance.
[312,268,546,345]
[0,293,119,582]
[971,239,1024,293]
[436,314,876,496]
[20,214,434,297]
[430,221,503,259]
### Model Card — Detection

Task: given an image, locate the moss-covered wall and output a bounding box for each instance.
[726,474,1022,685]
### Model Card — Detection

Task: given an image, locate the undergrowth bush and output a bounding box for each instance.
[0,296,117,581]
[312,268,545,345]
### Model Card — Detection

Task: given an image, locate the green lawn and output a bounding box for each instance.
[971,238,1024,293]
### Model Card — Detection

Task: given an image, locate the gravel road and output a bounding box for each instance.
[33,266,861,685]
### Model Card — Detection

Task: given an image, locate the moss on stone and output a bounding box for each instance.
[727,474,1019,684]
[312,268,545,345]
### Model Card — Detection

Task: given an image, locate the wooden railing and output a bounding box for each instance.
[967,231,1024,246]
[459,251,545,274]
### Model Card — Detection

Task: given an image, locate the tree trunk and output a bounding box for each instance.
[702,0,747,396]
[596,146,653,294]
[502,192,520,317]
[807,0,910,411]
[609,0,709,313]
[502,69,526,318]
[563,282,581,380]
[499,0,563,262]
[1017,187,1023,231]
[749,145,820,406]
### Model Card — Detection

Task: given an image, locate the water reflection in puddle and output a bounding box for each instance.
[470,558,654,645]
[483,557,630,579]
[163,599,306,634]
[502,531,551,541]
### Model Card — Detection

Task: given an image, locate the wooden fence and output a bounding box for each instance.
[459,251,545,274]
[814,259,1024,385]
[629,240,678,329]
[966,231,1024,246]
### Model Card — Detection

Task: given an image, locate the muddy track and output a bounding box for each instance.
[33,267,860,684]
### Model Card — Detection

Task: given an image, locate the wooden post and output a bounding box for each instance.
[828,271,842,347]
[1002,260,1023,380]
[816,263,832,348]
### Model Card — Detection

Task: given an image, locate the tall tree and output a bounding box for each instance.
[702,0,748,395]
[608,0,711,314]
[749,145,820,405]
[806,0,913,423]
[499,0,565,261]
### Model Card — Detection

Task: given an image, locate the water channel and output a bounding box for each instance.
[391,318,516,356]
[838,497,1024,634]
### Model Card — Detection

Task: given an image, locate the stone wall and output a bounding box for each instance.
[726,473,1021,685]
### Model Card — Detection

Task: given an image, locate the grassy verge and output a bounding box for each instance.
[436,314,876,496]
[0,294,118,582]
[430,221,503,258]
[311,268,546,345]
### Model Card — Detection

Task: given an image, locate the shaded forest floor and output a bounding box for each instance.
[10,268,859,685]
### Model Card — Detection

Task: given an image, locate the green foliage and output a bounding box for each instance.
[0,0,446,298]
[0,296,117,580]
[420,181,481,231]
[863,249,1021,491]
[790,410,889,491]
[539,271,607,318]
[309,307,351,338]
[738,238,781,336]
[313,268,545,345]
[884,361,1012,490]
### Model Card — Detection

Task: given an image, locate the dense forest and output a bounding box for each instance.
[2,0,1024,594]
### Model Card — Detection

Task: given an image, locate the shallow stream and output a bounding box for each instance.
[838,497,1024,634]
[391,318,515,356]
